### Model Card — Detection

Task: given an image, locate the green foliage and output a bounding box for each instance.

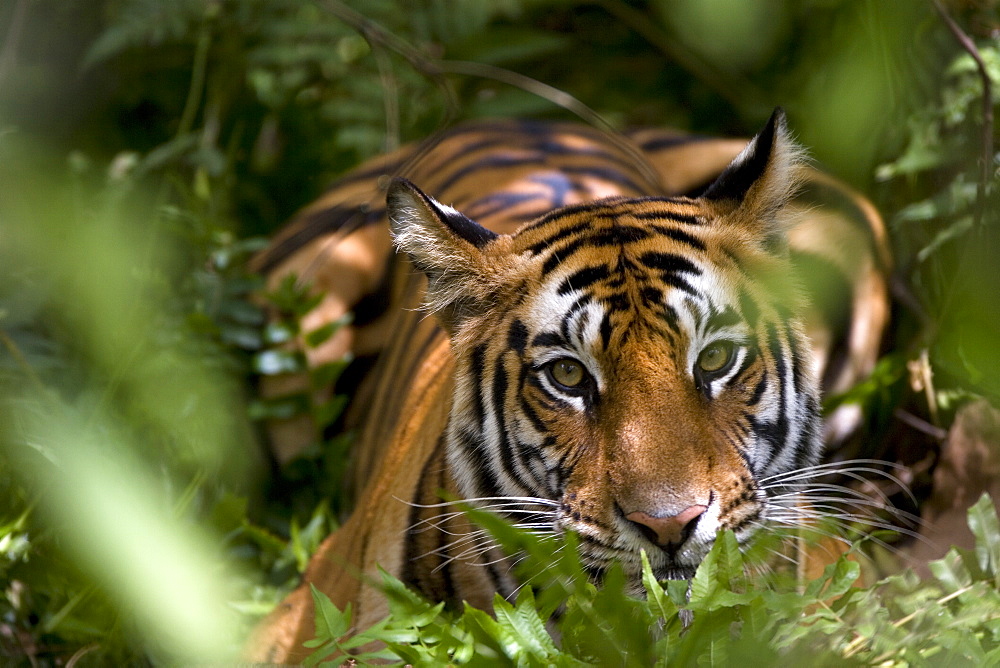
[306,495,1000,666]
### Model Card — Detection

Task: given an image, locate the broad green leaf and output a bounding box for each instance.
[806,557,861,600]
[378,567,444,626]
[641,550,678,622]
[968,492,1000,580]
[492,591,560,659]
[309,584,350,642]
[930,548,974,593]
[511,588,560,656]
[689,530,743,607]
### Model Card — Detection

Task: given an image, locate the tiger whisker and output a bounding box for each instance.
[767,499,925,536]
[395,495,561,509]
[760,459,917,506]
[768,496,924,529]
[759,458,912,483]
[408,508,556,534]
[766,513,928,558]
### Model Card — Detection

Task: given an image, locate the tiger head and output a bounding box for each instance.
[387,109,821,585]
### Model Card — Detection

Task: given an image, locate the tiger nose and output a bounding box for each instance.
[626,505,708,548]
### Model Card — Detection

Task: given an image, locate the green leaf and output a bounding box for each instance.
[641,550,678,622]
[689,530,743,607]
[929,548,973,593]
[314,395,349,429]
[253,349,305,375]
[263,321,296,345]
[968,492,1000,580]
[309,584,350,642]
[378,567,445,627]
[491,590,563,661]
[311,358,352,391]
[805,557,860,600]
[304,322,336,349]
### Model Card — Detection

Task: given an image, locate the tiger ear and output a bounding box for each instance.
[702,108,805,247]
[387,177,500,329]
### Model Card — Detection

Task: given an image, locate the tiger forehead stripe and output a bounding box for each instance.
[535,224,709,276]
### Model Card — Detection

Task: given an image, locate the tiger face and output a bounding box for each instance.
[388,110,821,586]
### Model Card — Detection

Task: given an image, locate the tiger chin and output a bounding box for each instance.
[246,109,887,663]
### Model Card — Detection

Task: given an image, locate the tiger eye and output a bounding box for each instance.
[550,359,585,388]
[697,342,733,373]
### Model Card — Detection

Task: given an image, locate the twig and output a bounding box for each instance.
[437,60,663,191]
[318,0,459,122]
[66,643,100,668]
[932,0,994,228]
[318,0,663,192]
[593,0,771,117]
[175,9,214,141]
[371,43,401,153]
[0,329,49,397]
[842,584,977,659]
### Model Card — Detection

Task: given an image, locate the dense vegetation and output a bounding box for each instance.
[1,0,998,664]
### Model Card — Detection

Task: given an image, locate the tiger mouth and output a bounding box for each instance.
[654,566,697,581]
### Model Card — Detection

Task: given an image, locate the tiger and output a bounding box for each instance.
[246,110,890,663]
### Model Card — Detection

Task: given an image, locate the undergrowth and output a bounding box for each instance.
[306,495,1000,667]
[1,0,998,664]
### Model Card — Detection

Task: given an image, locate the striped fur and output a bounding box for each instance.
[247,111,889,662]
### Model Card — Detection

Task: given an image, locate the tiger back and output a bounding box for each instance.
[247,111,889,663]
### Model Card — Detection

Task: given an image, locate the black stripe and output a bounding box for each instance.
[351,254,396,326]
[561,165,646,193]
[662,304,680,334]
[435,154,548,193]
[634,211,702,225]
[637,251,701,275]
[648,224,706,249]
[523,201,622,232]
[403,438,452,601]
[542,237,585,275]
[491,357,525,492]
[255,204,379,273]
[508,320,528,354]
[748,371,768,406]
[794,394,821,470]
[321,156,407,192]
[469,344,488,425]
[758,322,790,473]
[661,273,698,296]
[707,306,741,332]
[531,331,567,348]
[457,429,502,499]
[519,394,548,434]
[560,295,592,341]
[600,313,614,350]
[527,221,592,255]
[465,191,549,219]
[603,292,631,313]
[634,133,710,152]
[585,226,652,246]
[558,265,611,295]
